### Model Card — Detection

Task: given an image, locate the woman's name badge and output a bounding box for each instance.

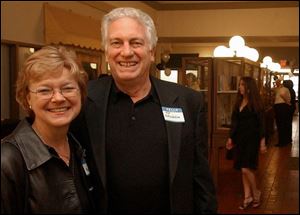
[162,107,185,123]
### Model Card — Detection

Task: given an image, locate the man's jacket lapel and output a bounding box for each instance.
[151,77,183,185]
[85,77,112,190]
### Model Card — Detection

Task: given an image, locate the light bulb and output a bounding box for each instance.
[263,56,272,65]
[213,46,234,57]
[90,63,97,69]
[247,48,259,62]
[229,36,245,51]
[161,52,170,63]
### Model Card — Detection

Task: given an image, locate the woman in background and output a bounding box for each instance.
[226,76,267,210]
[1,46,97,213]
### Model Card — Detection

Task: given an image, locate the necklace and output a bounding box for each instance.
[56,137,70,162]
[32,126,70,165]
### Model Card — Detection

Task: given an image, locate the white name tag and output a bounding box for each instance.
[162,107,185,123]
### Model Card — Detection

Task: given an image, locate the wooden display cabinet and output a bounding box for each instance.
[210,57,262,187]
[260,68,276,144]
[181,57,213,160]
[182,57,264,188]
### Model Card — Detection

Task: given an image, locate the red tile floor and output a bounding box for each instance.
[217,114,299,214]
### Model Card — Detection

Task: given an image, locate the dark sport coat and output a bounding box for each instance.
[71,75,217,214]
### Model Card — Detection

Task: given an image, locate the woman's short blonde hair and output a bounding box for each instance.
[16,45,88,118]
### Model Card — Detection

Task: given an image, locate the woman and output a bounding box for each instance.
[226,76,267,210]
[1,46,96,213]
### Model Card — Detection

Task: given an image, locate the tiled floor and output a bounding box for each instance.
[217,114,299,214]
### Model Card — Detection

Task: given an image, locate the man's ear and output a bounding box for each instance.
[150,47,156,62]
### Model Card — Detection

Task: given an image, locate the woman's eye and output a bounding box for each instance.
[37,89,51,93]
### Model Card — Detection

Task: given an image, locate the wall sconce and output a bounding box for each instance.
[160,51,171,76]
[161,52,170,64]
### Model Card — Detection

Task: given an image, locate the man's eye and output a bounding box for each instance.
[132,42,143,48]
[111,41,121,47]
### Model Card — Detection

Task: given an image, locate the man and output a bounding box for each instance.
[283,80,296,144]
[273,78,291,146]
[72,7,217,214]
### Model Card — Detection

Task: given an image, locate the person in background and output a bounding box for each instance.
[226,76,267,210]
[186,73,201,91]
[71,7,217,214]
[1,46,98,214]
[283,79,296,144]
[273,78,291,146]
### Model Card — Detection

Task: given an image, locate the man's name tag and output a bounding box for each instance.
[162,107,185,123]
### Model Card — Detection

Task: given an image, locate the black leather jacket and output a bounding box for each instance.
[1,118,96,214]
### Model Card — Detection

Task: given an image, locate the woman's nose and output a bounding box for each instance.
[51,90,66,101]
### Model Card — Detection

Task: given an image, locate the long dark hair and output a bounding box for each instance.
[234,76,264,112]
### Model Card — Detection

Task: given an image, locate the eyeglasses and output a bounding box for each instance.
[29,87,79,100]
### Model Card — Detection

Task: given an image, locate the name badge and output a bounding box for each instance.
[162,107,185,123]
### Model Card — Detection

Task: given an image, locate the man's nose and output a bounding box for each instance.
[120,43,133,56]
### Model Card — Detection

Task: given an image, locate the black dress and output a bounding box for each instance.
[230,105,265,170]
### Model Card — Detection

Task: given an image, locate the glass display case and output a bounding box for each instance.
[177,57,266,187]
[260,67,276,145]
[181,57,213,160]
[213,57,262,132]
[182,57,212,104]
[211,57,262,187]
[260,67,274,109]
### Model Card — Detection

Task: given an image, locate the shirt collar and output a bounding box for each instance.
[14,118,83,171]
[110,79,160,105]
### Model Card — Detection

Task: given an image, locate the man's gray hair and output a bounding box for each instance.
[101,7,158,51]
